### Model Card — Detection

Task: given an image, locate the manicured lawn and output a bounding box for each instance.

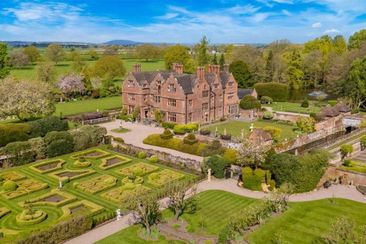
[54,96,122,116]
[97,225,184,244]
[0,146,194,242]
[340,161,366,174]
[111,127,131,133]
[266,101,323,114]
[99,190,366,243]
[204,120,298,140]
[10,59,165,82]
[249,198,366,243]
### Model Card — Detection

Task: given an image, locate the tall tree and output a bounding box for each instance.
[196,36,209,66]
[286,50,304,90]
[57,73,85,100]
[36,63,56,83]
[164,45,195,73]
[212,53,218,65]
[229,60,252,88]
[0,78,55,120]
[166,180,197,220]
[45,44,65,64]
[9,51,29,68]
[23,45,40,64]
[135,44,161,61]
[333,35,347,54]
[94,55,126,81]
[349,29,366,49]
[237,137,268,168]
[340,57,366,109]
[0,43,9,79]
[125,192,161,235]
[219,53,225,70]
[265,50,274,82]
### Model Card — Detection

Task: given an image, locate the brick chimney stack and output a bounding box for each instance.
[173,63,184,74]
[197,66,205,80]
[133,64,141,72]
[223,64,229,73]
[208,64,220,75]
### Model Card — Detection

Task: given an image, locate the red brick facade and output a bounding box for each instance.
[122,64,239,124]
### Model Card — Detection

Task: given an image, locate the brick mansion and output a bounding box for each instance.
[122,63,240,124]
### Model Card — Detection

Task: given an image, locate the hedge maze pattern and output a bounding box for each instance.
[0,147,194,242]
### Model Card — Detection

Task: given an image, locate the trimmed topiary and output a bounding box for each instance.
[160,129,174,139]
[301,98,309,108]
[3,180,18,191]
[173,124,186,135]
[260,96,273,104]
[148,155,159,163]
[73,160,91,168]
[137,151,147,159]
[240,95,261,110]
[183,133,198,145]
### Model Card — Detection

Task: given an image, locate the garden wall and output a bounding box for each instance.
[111,140,202,172]
[273,111,309,123]
[322,166,366,186]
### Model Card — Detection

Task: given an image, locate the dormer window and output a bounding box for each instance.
[168,84,176,93]
[128,80,134,87]
[202,90,209,97]
[228,82,234,86]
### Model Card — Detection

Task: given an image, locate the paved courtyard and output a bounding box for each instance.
[100,120,204,162]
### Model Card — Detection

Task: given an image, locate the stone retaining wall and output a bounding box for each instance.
[322,166,366,186]
[111,141,202,172]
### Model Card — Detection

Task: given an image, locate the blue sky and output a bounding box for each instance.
[0,0,366,43]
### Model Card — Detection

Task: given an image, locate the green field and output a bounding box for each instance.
[0,147,194,242]
[55,96,122,116]
[10,59,165,82]
[204,120,298,140]
[266,101,323,114]
[99,190,366,243]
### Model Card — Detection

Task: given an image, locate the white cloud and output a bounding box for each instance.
[227,5,260,15]
[324,28,341,34]
[282,9,292,16]
[312,22,322,28]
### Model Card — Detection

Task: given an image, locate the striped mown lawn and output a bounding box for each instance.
[249,198,366,243]
[182,190,258,234]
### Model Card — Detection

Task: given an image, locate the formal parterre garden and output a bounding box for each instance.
[0,147,195,242]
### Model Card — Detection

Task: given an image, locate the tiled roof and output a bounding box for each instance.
[238,89,254,99]
[130,70,230,94]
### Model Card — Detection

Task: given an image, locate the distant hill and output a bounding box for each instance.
[103,40,143,46]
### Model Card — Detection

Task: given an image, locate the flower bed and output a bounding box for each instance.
[61,200,104,217]
[1,171,26,181]
[0,207,11,219]
[22,189,76,207]
[99,155,131,170]
[16,209,47,226]
[101,183,150,204]
[1,179,48,199]
[30,159,65,174]
[116,162,159,177]
[49,169,96,184]
[147,169,184,187]
[71,149,110,159]
[73,160,92,168]
[74,175,117,194]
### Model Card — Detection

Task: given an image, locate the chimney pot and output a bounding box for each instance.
[223,64,229,73]
[197,66,205,80]
[133,64,141,72]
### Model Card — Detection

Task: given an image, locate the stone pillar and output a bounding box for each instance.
[116,209,122,221]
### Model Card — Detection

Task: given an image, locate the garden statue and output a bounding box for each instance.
[241,129,244,139]
[208,168,212,182]
[250,123,254,132]
[59,181,63,189]
[215,127,218,137]
[116,209,122,221]
[224,128,227,136]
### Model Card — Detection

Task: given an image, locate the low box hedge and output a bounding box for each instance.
[143,134,207,156]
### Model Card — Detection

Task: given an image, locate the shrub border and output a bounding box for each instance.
[115,162,159,177]
[73,175,118,194]
[99,155,131,170]
[48,169,96,182]
[20,189,77,207]
[61,200,104,217]
[70,149,110,159]
[1,179,49,200]
[15,210,48,226]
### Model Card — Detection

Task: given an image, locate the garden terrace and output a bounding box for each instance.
[0,147,195,242]
[30,159,65,174]
[99,155,131,170]
[203,120,298,141]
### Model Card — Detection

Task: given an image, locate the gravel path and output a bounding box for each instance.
[65,178,366,244]
[100,120,204,162]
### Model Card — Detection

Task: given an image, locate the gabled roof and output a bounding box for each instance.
[238,89,254,99]
[128,69,231,94]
